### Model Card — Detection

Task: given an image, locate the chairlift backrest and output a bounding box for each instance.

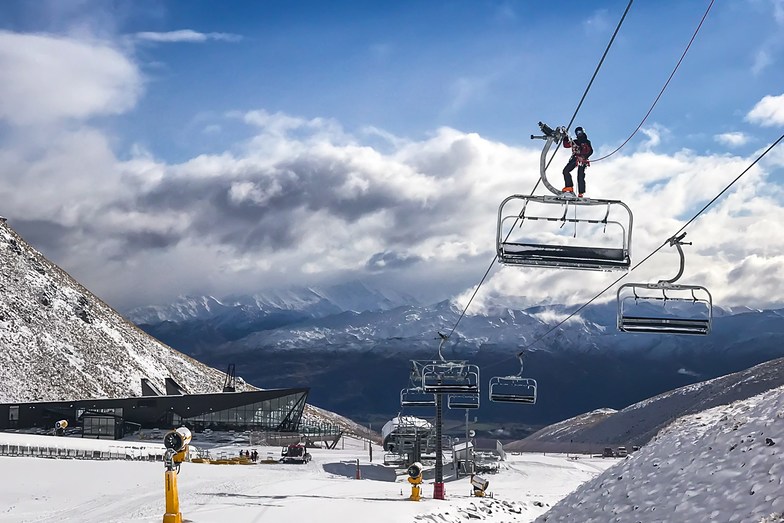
[421,362,480,394]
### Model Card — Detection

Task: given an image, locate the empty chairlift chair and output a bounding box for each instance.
[489,353,537,404]
[400,387,436,408]
[421,333,480,395]
[617,233,712,335]
[447,393,480,409]
[421,362,480,394]
[497,122,633,271]
[400,361,437,408]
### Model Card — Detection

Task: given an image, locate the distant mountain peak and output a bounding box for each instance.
[127,279,420,325]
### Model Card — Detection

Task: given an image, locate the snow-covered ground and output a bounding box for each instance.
[0,433,612,523]
[535,385,784,523]
[6,382,783,523]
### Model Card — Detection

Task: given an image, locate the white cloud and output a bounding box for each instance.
[637,125,669,150]
[746,93,784,126]
[134,30,241,43]
[0,31,141,125]
[714,132,750,147]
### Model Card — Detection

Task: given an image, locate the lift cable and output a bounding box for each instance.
[441,0,635,344]
[592,0,715,163]
[501,132,784,363]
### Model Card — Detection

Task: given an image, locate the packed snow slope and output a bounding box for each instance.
[536,384,784,522]
[0,433,613,523]
[508,355,784,452]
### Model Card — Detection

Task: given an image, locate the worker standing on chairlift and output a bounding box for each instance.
[562,127,593,198]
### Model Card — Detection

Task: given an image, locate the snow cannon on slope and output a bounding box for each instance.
[470,474,490,497]
[162,427,192,523]
[407,462,423,501]
[54,419,68,436]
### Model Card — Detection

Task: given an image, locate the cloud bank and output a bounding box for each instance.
[0,29,783,315]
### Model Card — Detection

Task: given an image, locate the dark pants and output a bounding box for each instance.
[563,158,587,194]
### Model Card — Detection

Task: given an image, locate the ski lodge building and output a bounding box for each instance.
[0,377,334,440]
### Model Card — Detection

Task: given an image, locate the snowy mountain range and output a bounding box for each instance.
[129,284,784,429]
[128,281,418,325]
[0,220,370,437]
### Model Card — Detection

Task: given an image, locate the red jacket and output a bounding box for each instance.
[563,136,593,165]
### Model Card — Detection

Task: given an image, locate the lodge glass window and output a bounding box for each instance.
[183,393,305,431]
[8,406,19,428]
[83,416,118,439]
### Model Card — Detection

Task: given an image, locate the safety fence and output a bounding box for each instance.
[0,443,167,461]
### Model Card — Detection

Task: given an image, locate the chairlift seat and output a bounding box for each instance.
[619,316,710,335]
[499,242,629,270]
[447,394,480,409]
[490,392,537,404]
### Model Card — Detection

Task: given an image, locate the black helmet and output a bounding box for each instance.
[575,127,585,136]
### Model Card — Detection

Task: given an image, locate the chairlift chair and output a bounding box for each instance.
[400,387,437,408]
[447,393,480,410]
[489,353,537,404]
[420,333,480,394]
[497,122,633,271]
[421,362,480,394]
[489,376,537,404]
[617,233,712,335]
[617,283,712,335]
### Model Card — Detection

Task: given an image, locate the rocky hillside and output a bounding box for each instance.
[0,220,372,439]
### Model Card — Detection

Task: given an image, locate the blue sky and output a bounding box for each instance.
[0,0,783,312]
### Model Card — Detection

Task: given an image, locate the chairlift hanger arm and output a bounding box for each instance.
[530,122,568,196]
[436,332,448,362]
[514,351,525,377]
[659,233,691,285]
